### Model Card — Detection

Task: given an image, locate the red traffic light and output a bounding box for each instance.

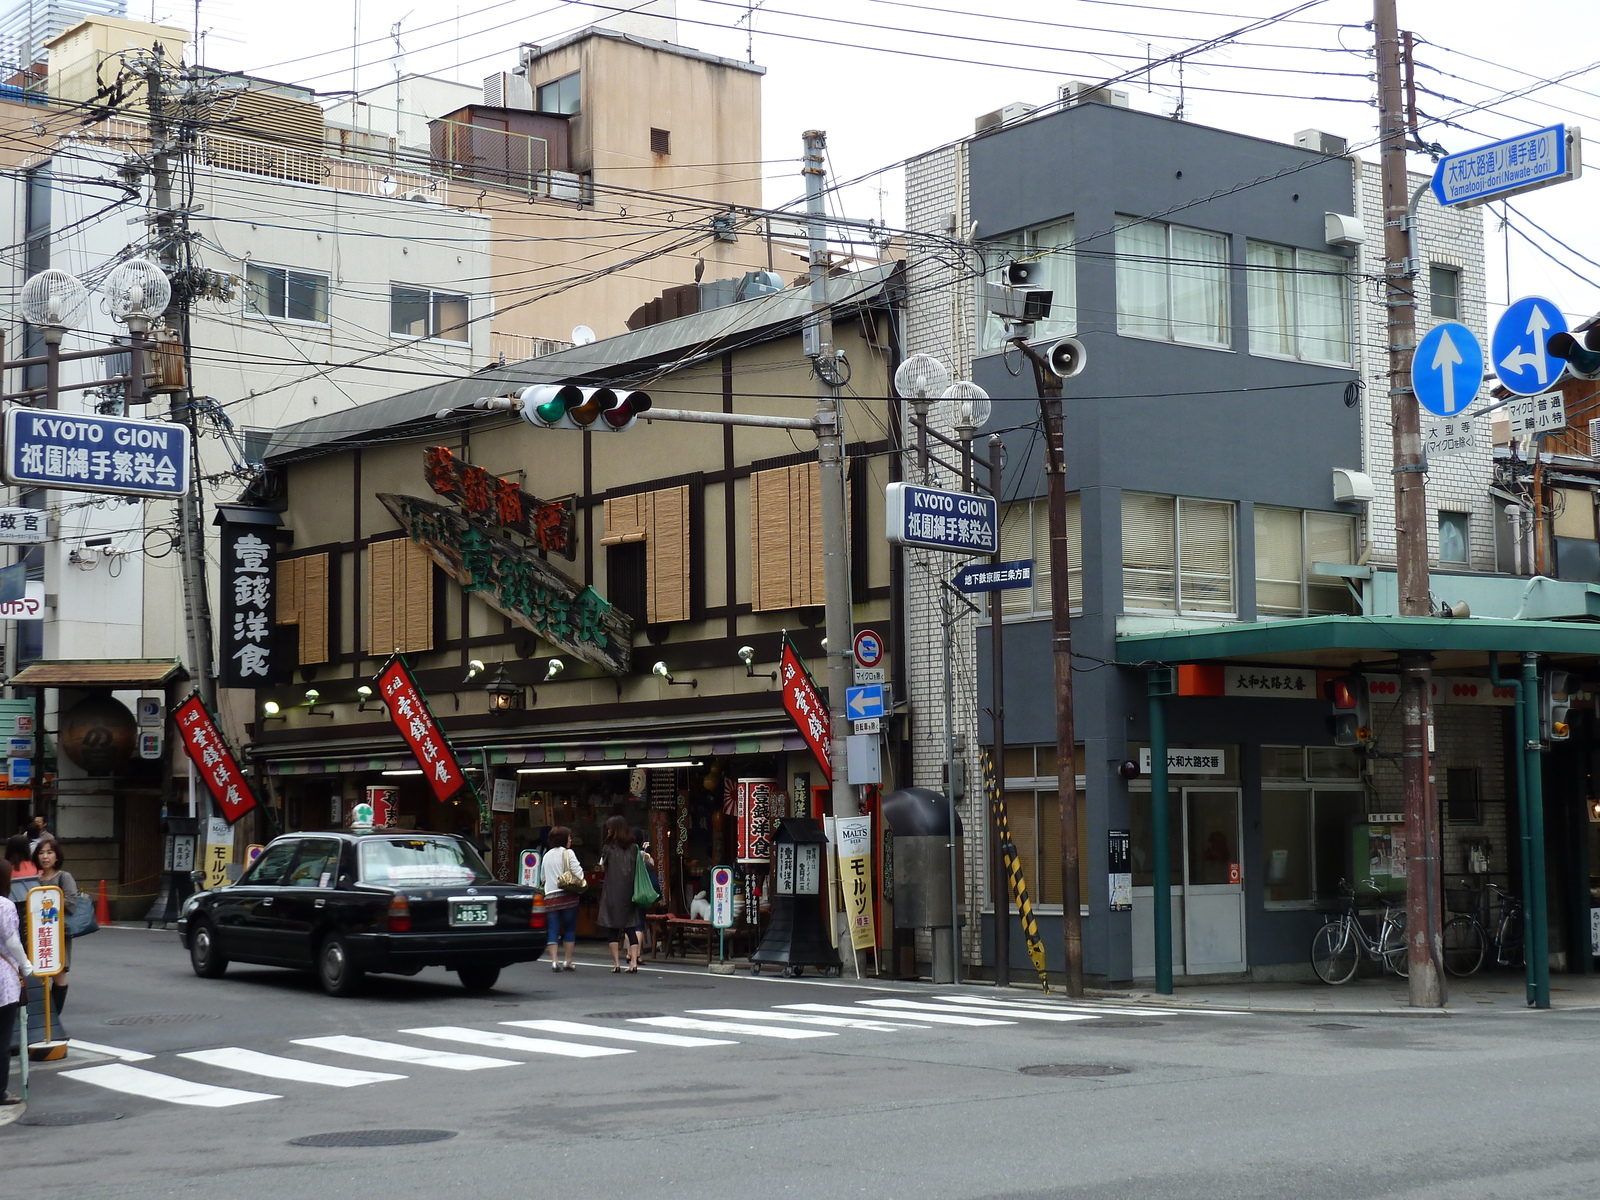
[1326,677,1360,711]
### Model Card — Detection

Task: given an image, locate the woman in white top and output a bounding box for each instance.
[540,827,584,972]
[0,857,38,1104]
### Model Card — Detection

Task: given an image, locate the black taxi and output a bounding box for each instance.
[177,830,547,996]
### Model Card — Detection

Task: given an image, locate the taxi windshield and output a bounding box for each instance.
[358,837,491,888]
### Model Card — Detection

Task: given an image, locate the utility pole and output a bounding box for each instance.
[1375,0,1443,1007]
[145,45,216,709]
[802,131,859,951]
[988,434,1009,988]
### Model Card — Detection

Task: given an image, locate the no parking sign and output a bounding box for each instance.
[710,865,735,929]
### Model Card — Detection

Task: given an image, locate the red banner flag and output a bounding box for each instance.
[174,694,259,823]
[779,636,831,781]
[376,655,473,804]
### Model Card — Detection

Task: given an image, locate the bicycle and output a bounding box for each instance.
[1440,880,1523,977]
[1311,879,1409,985]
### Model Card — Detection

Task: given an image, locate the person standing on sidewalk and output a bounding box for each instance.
[596,817,642,973]
[0,858,37,1105]
[540,827,583,972]
[31,839,76,1014]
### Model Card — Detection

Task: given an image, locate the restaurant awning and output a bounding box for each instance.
[8,658,188,689]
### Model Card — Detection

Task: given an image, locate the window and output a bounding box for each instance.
[277,552,329,665]
[650,127,671,156]
[391,286,469,343]
[1122,494,1235,615]
[285,839,342,888]
[1000,746,1088,909]
[1438,511,1469,564]
[536,71,580,115]
[246,264,329,324]
[980,218,1076,350]
[1430,264,1460,320]
[1254,507,1359,616]
[602,485,691,624]
[240,840,298,886]
[751,463,827,611]
[360,836,492,887]
[1260,747,1366,907]
[367,537,434,655]
[1246,241,1350,365]
[997,496,1081,615]
[1447,766,1483,824]
[1115,217,1229,348]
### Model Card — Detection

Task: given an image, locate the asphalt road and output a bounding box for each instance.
[5,927,1600,1200]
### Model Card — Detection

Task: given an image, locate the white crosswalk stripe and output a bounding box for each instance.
[780,1003,1014,1027]
[63,1063,279,1107]
[861,998,1096,1023]
[631,1016,835,1039]
[933,995,1234,1018]
[292,1035,519,1071]
[688,1008,929,1032]
[403,1026,632,1058]
[68,1039,154,1062]
[180,1047,406,1087]
[503,1019,736,1047]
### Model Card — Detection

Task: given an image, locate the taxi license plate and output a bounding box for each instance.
[449,899,496,927]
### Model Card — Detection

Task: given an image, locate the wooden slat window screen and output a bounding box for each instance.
[276,551,329,664]
[750,462,828,611]
[601,486,691,625]
[367,538,434,655]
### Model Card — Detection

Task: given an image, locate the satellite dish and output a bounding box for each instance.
[572,325,596,346]
[379,175,397,196]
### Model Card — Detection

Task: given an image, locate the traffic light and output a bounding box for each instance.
[1325,674,1371,747]
[519,383,652,431]
[1547,328,1600,380]
[1542,669,1573,741]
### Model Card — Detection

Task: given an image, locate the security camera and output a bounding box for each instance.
[985,281,1053,323]
[1046,336,1087,379]
[737,646,755,665]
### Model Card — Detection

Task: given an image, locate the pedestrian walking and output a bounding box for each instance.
[31,838,76,1014]
[0,858,37,1105]
[596,816,642,973]
[540,826,583,972]
[25,816,52,853]
[631,826,659,954]
[4,835,36,891]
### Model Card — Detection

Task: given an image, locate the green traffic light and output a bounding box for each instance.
[534,397,568,424]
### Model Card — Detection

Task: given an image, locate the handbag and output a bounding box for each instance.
[555,850,585,893]
[631,847,660,908]
[66,896,98,938]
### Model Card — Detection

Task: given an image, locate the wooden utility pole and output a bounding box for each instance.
[1375,0,1444,1006]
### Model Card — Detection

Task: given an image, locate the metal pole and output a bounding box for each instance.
[1489,653,1534,1005]
[940,583,959,984]
[1522,653,1550,1008]
[803,131,859,958]
[1375,0,1442,1007]
[1150,681,1173,995]
[988,434,1009,988]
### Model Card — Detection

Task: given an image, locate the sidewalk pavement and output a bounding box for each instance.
[1086,971,1600,1016]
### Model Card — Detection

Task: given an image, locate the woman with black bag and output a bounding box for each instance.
[597,817,643,974]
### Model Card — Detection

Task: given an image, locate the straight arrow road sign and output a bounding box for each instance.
[1412,322,1483,417]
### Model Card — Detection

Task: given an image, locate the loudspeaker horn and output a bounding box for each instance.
[1046,336,1087,379]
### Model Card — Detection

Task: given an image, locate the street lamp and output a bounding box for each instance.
[104,258,171,406]
[19,269,89,412]
[484,663,523,713]
[894,354,951,475]
[945,380,991,491]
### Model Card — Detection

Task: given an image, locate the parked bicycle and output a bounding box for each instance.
[1311,878,1409,985]
[1440,880,1524,977]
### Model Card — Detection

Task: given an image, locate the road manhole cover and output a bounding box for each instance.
[291,1129,457,1148]
[104,1013,218,1026]
[1310,1022,1361,1030]
[1090,1019,1162,1029]
[586,1011,665,1021]
[1019,1063,1131,1078]
[19,1111,123,1126]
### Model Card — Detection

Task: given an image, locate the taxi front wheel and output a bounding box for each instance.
[189,921,228,979]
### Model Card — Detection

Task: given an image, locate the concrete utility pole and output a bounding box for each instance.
[988,434,1010,988]
[1375,0,1443,1007]
[145,46,217,709]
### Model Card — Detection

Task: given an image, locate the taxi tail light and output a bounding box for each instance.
[387,893,412,933]
[530,890,547,930]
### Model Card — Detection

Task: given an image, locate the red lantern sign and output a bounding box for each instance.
[174,694,258,823]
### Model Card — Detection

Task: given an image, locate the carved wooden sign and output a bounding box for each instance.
[378,493,632,675]
[424,446,576,558]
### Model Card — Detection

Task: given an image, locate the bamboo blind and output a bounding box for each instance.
[367,538,434,655]
[749,462,827,611]
[602,486,690,624]
[275,551,330,664]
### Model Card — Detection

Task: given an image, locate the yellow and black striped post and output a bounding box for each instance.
[981,749,1050,991]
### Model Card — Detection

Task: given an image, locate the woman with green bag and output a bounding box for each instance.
[597,817,646,973]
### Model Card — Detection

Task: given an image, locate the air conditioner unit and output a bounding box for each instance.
[975,101,1035,133]
[1060,80,1129,109]
[1295,129,1349,157]
[547,171,582,202]
[1588,417,1600,457]
[401,188,432,203]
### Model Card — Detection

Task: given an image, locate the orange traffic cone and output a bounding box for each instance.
[95,878,114,927]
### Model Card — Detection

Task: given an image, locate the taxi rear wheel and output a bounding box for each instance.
[189,921,228,979]
[318,933,365,997]
[457,965,500,993]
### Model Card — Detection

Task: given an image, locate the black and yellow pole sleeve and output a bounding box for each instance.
[981,749,1049,992]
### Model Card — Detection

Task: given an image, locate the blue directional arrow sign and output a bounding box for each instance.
[844,683,885,721]
[1411,322,1483,417]
[1492,296,1568,397]
[1431,125,1579,209]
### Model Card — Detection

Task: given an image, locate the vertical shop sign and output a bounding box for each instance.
[375,655,474,805]
[710,865,736,929]
[25,885,64,976]
[219,523,277,687]
[174,694,259,823]
[779,636,831,781]
[365,785,398,828]
[492,812,514,881]
[1108,829,1132,911]
[834,814,876,951]
[205,815,233,889]
[736,778,778,864]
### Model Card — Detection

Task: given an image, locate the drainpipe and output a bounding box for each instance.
[1148,669,1173,995]
[1489,653,1534,1007]
[1523,653,1552,1009]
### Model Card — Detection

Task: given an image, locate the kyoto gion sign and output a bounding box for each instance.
[3,408,189,498]
[379,493,633,674]
[423,446,576,558]
[375,655,475,805]
[885,482,998,554]
[174,694,259,822]
[219,523,277,687]
[779,635,831,781]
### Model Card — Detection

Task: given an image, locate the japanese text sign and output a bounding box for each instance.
[1506,390,1566,437]
[1431,124,1579,209]
[219,523,278,687]
[780,637,831,781]
[3,408,189,498]
[833,815,876,951]
[0,507,45,544]
[376,655,473,804]
[885,482,998,554]
[736,778,777,864]
[25,884,64,976]
[174,694,259,823]
[710,865,736,929]
[1137,747,1226,776]
[423,445,577,559]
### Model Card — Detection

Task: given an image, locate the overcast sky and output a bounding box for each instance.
[160,0,1600,333]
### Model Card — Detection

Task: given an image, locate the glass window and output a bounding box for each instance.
[359,836,492,887]
[996,495,1081,616]
[1246,240,1351,365]
[1254,507,1358,617]
[390,286,430,337]
[1260,745,1307,779]
[432,292,469,342]
[391,287,469,342]
[1430,264,1459,320]
[1438,511,1469,564]
[246,264,329,324]
[1262,788,1312,903]
[1128,790,1182,889]
[980,218,1076,350]
[240,840,299,887]
[537,71,580,115]
[1259,761,1367,908]
[1122,494,1235,616]
[285,839,342,887]
[1122,492,1177,612]
[1116,217,1229,348]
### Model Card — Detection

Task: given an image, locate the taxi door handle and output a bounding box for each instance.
[315,899,326,908]
[260,897,273,907]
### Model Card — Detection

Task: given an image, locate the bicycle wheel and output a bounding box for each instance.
[1442,915,1487,977]
[1379,910,1409,978]
[1312,918,1359,985]
[1497,910,1525,968]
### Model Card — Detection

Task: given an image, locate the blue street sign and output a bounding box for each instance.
[3,408,190,499]
[844,683,885,721]
[1492,296,1568,397]
[885,482,998,554]
[1411,322,1483,417]
[1431,125,1579,209]
[954,559,1034,594]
